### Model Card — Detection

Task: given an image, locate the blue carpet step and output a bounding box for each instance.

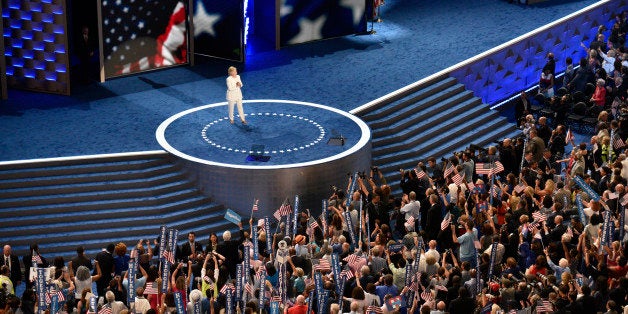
[0,180,194,209]
[1,194,210,227]
[0,155,171,180]
[374,114,510,164]
[4,209,228,248]
[359,75,453,121]
[1,152,243,260]
[0,162,181,190]
[377,123,519,186]
[0,201,223,235]
[0,188,201,219]
[0,171,187,198]
[372,97,486,149]
[367,84,469,129]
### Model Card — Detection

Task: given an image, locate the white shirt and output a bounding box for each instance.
[226,75,243,101]
[400,201,420,220]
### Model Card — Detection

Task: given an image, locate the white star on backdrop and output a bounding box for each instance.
[280,1,293,17]
[193,0,221,37]
[340,0,365,25]
[288,15,326,45]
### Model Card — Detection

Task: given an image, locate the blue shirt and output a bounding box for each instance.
[457,230,478,260]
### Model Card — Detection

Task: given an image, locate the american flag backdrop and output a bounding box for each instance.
[101,0,188,77]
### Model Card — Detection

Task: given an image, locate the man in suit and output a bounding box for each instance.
[448,287,477,314]
[599,166,612,193]
[70,246,92,274]
[514,91,530,127]
[425,194,442,241]
[3,245,21,289]
[94,243,115,297]
[527,129,546,164]
[181,232,204,263]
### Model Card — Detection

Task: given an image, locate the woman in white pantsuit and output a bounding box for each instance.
[226,66,247,124]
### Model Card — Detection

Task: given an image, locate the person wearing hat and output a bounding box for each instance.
[294,234,308,257]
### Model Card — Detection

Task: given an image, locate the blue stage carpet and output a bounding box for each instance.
[0,0,597,161]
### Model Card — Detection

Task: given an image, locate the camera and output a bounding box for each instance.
[371,166,378,172]
[330,185,342,194]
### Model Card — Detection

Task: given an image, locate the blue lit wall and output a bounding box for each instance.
[2,0,70,94]
[449,0,628,105]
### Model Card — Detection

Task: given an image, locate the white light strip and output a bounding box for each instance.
[0,150,168,166]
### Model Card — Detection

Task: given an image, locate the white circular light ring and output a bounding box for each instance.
[155,99,371,170]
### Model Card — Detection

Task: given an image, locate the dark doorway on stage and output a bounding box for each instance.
[245,0,276,56]
[67,0,99,85]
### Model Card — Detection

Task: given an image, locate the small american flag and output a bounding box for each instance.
[130,249,138,260]
[308,217,319,230]
[340,269,354,280]
[31,250,42,264]
[613,136,625,150]
[203,276,211,283]
[220,283,235,294]
[513,183,526,194]
[252,199,259,211]
[621,194,628,206]
[366,305,383,314]
[565,128,574,144]
[608,192,618,200]
[162,246,175,265]
[244,282,253,296]
[45,290,65,304]
[409,280,418,291]
[451,173,464,186]
[98,305,112,314]
[144,282,158,295]
[343,254,365,269]
[476,161,505,176]
[435,285,448,292]
[536,300,553,313]
[414,168,427,179]
[443,165,454,178]
[271,295,282,303]
[274,203,292,221]
[531,211,547,222]
[441,212,451,230]
[314,258,331,271]
[420,290,433,301]
[529,223,542,239]
[406,215,415,226]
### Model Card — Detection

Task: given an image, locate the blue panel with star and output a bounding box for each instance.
[192,0,243,61]
[280,0,366,46]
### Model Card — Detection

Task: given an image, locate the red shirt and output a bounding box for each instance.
[287,304,313,314]
[591,86,606,106]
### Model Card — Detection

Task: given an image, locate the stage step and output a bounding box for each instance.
[355,75,520,193]
[0,152,241,260]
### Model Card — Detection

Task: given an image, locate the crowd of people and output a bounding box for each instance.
[5,11,628,314]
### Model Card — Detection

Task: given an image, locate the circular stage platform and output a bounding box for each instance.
[156,100,371,214]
